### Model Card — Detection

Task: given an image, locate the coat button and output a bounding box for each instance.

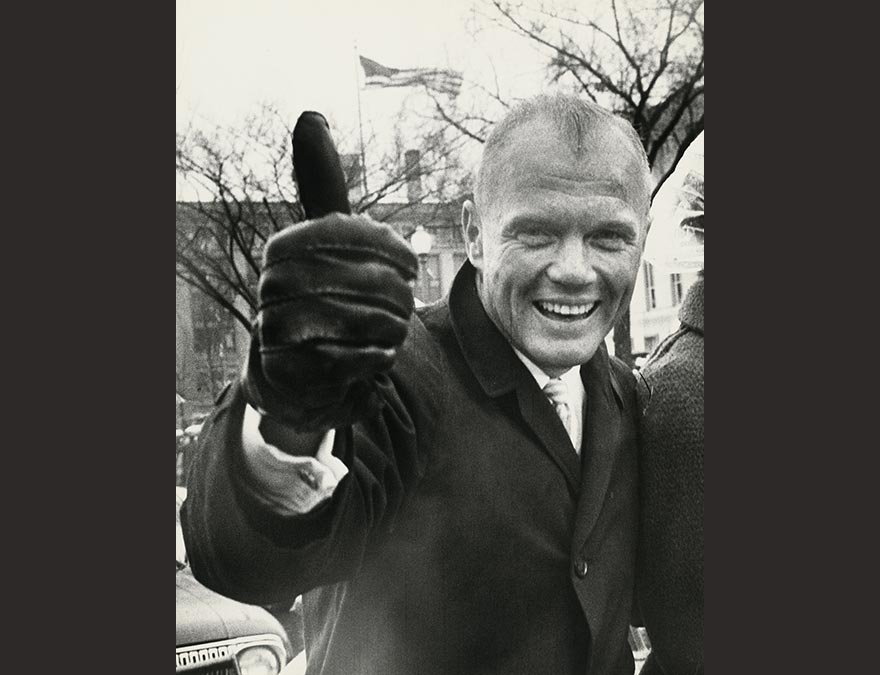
[574,558,589,578]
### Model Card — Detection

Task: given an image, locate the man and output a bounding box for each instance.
[182,94,652,674]
[636,131,704,674]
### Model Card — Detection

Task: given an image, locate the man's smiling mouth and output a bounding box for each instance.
[535,300,599,320]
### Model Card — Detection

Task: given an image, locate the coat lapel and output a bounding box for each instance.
[514,369,582,494]
[571,345,627,552]
[448,262,580,494]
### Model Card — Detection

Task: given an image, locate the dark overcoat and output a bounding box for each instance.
[182,262,641,675]
[636,277,704,675]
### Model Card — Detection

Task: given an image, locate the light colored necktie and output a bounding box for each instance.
[543,378,572,438]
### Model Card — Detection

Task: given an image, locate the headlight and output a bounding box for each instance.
[236,645,282,675]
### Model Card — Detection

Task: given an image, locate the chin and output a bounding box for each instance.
[528,341,601,373]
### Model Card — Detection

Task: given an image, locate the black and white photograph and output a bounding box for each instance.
[176,1,704,673]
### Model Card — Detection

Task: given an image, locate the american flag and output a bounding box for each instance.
[359,55,462,97]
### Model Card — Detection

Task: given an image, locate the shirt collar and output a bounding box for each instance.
[512,347,580,391]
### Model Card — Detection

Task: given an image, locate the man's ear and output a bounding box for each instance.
[461,200,483,269]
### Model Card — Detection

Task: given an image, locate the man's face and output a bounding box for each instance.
[464,117,649,376]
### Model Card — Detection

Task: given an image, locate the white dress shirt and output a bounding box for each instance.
[241,404,348,514]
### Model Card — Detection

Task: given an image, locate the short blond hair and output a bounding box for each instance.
[475,94,651,216]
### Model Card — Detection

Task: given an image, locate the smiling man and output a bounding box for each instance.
[464,101,649,376]
[183,94,652,675]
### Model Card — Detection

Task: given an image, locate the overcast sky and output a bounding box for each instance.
[176,0,556,147]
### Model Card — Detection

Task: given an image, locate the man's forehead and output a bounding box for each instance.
[501,187,643,230]
[517,169,636,199]
[485,149,649,215]
[481,117,649,206]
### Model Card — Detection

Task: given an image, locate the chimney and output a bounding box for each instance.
[340,154,364,203]
[405,149,423,203]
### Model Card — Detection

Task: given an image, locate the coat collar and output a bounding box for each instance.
[679,276,704,334]
[448,261,525,397]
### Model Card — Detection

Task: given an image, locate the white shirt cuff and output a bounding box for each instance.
[241,404,349,514]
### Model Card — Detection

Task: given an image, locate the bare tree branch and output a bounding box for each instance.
[429,93,488,144]
[491,0,639,109]
[651,112,703,198]
[175,260,251,329]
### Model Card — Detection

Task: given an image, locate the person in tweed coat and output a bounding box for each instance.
[635,131,704,675]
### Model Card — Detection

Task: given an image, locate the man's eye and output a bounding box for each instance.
[590,231,629,251]
[518,230,554,246]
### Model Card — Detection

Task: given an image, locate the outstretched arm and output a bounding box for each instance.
[181,111,422,605]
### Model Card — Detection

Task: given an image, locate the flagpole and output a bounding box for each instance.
[353,43,369,198]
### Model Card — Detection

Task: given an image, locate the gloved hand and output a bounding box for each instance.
[241,111,418,432]
[243,214,417,432]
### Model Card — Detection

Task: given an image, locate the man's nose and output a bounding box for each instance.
[546,237,597,286]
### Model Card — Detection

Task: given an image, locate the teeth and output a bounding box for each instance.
[538,301,595,317]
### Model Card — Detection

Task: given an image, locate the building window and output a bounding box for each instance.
[414,253,442,303]
[671,273,683,306]
[191,291,237,357]
[644,262,657,310]
[644,334,659,353]
[190,289,240,399]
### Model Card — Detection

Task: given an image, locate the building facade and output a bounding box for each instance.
[629,262,700,358]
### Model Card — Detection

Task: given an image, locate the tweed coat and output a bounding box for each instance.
[636,277,704,675]
[182,262,641,675]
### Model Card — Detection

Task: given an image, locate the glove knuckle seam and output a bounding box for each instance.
[260,289,402,305]
[259,293,411,319]
[265,244,415,275]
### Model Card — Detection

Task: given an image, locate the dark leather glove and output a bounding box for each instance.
[241,111,418,433]
[243,214,417,431]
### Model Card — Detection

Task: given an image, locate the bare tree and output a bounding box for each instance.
[176,103,472,332]
[176,104,300,329]
[474,0,704,169]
